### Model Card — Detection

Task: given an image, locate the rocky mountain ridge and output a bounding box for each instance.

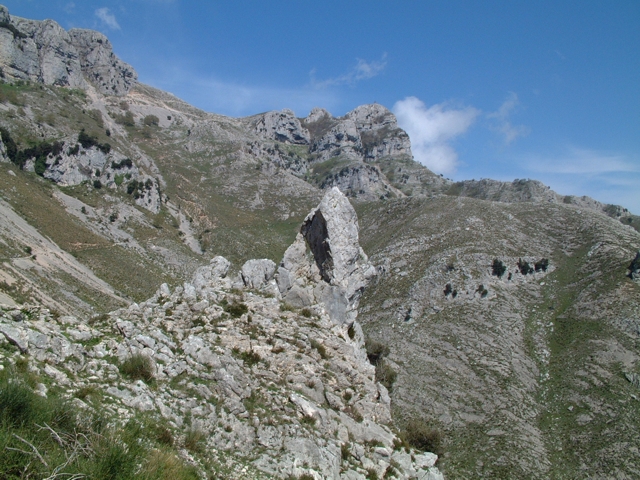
[0,6,639,479]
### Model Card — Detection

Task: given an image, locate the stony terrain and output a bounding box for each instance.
[0,5,639,479]
[357,196,640,478]
[1,189,444,479]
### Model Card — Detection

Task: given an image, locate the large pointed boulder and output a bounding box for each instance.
[276,187,375,324]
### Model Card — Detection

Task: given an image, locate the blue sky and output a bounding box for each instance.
[5,1,640,212]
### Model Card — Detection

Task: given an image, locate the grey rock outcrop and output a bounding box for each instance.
[277,187,375,324]
[68,29,137,96]
[310,118,362,163]
[241,258,276,289]
[346,104,412,161]
[253,109,310,144]
[0,191,443,478]
[446,178,636,222]
[39,141,160,213]
[0,5,136,95]
[305,107,332,124]
[320,163,401,201]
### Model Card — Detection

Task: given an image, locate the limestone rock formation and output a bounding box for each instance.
[320,163,401,201]
[253,109,310,144]
[310,118,362,163]
[346,104,413,161]
[68,29,138,96]
[277,187,376,325]
[305,107,332,124]
[38,141,161,213]
[241,258,277,290]
[0,5,136,95]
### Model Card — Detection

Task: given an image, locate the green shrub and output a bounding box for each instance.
[347,323,356,340]
[143,114,160,127]
[341,442,351,462]
[78,129,110,153]
[115,110,135,127]
[517,258,533,275]
[365,338,389,366]
[236,348,261,367]
[155,425,174,446]
[534,258,549,272]
[401,422,443,455]
[310,339,328,359]
[119,354,155,383]
[492,258,507,277]
[224,301,248,318]
[279,302,296,312]
[184,428,205,453]
[375,360,397,391]
[112,158,133,169]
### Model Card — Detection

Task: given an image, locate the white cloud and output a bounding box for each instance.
[310,54,387,88]
[393,96,479,175]
[487,92,529,145]
[521,146,640,213]
[524,146,639,175]
[95,7,120,30]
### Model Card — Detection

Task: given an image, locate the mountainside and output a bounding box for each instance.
[356,196,640,478]
[0,6,639,479]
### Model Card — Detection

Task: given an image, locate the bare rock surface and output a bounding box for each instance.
[277,188,376,325]
[252,109,310,145]
[0,5,136,95]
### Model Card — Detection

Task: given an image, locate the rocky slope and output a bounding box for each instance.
[0,189,444,479]
[357,196,640,478]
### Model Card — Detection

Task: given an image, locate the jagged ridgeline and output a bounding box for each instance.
[0,4,639,479]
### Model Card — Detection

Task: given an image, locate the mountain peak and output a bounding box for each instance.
[0,5,137,95]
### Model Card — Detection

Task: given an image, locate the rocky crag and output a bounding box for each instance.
[0,189,444,480]
[0,5,136,95]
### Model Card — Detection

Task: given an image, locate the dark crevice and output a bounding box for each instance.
[301,210,333,283]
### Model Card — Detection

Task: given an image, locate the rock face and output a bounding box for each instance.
[277,187,376,325]
[39,140,161,213]
[0,5,136,95]
[310,118,363,163]
[68,29,138,96]
[246,103,423,200]
[346,104,412,161]
[253,109,310,144]
[446,178,637,222]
